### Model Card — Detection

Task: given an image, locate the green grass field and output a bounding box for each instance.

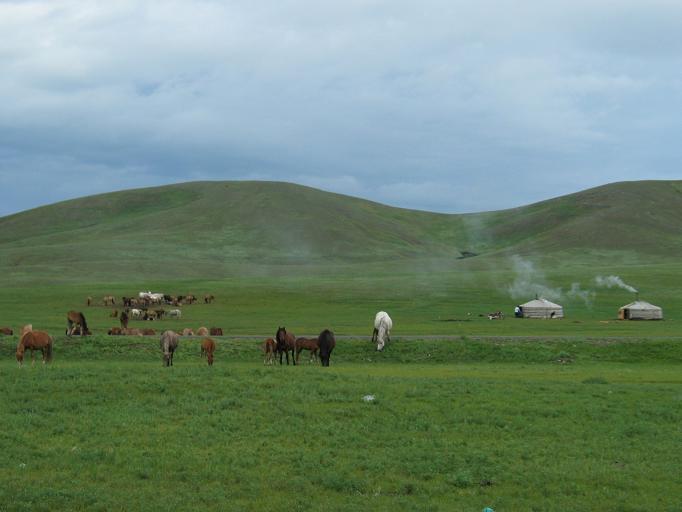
[1,180,681,510]
[1,337,680,511]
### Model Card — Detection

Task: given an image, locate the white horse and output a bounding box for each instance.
[372,311,393,351]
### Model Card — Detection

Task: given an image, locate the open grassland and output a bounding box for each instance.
[0,337,680,511]
[1,259,682,338]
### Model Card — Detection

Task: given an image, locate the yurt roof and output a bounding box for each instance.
[619,300,661,311]
[520,298,563,309]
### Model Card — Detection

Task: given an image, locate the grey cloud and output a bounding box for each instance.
[1,0,681,216]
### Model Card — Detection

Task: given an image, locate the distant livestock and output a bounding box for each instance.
[201,338,216,366]
[103,295,116,306]
[16,325,53,366]
[197,327,209,336]
[204,294,215,304]
[181,328,194,336]
[209,327,223,336]
[66,311,90,336]
[318,329,336,367]
[108,327,122,335]
[142,328,156,336]
[130,309,142,319]
[0,327,13,335]
[160,330,180,367]
[168,309,182,319]
[372,311,392,351]
[120,310,129,329]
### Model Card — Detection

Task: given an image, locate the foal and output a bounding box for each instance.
[201,338,216,366]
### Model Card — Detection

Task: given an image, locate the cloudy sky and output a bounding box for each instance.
[1,0,681,216]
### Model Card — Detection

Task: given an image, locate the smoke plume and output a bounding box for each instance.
[594,275,638,293]
[507,256,562,301]
[566,282,595,307]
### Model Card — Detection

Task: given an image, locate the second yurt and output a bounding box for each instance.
[519,298,564,319]
[618,301,663,320]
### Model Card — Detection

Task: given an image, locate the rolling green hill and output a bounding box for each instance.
[0,180,681,282]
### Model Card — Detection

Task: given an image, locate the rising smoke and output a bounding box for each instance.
[507,256,562,301]
[566,282,596,307]
[594,275,638,293]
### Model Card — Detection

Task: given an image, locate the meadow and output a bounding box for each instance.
[0,336,680,511]
[2,180,681,510]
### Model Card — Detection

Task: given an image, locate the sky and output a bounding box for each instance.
[1,0,681,216]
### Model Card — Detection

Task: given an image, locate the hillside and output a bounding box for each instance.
[0,180,680,281]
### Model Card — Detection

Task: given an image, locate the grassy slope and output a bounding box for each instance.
[1,180,681,282]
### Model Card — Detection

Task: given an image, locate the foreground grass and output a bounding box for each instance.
[1,338,680,511]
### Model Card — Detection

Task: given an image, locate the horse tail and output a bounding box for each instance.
[80,313,89,334]
[46,337,53,362]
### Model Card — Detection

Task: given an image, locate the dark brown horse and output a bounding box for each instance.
[66,310,90,336]
[16,326,53,366]
[275,327,296,365]
[262,338,276,365]
[318,329,336,367]
[201,337,216,366]
[209,327,223,336]
[294,337,319,364]
[0,327,13,335]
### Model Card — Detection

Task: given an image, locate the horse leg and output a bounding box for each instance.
[371,328,378,344]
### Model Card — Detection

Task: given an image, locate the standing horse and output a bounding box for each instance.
[66,310,90,336]
[275,327,296,365]
[372,311,392,351]
[318,329,336,367]
[201,338,216,366]
[16,326,53,366]
[160,330,180,366]
[294,337,319,364]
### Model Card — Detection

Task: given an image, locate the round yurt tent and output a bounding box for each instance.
[519,298,564,319]
[618,301,663,320]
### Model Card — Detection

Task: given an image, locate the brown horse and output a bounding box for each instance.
[294,337,319,364]
[66,310,90,336]
[275,327,296,365]
[197,327,209,336]
[262,338,276,365]
[120,310,129,329]
[204,294,215,304]
[16,327,53,366]
[201,337,216,366]
[0,327,13,335]
[209,327,223,336]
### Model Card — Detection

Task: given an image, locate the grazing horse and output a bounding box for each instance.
[209,327,223,336]
[66,310,90,336]
[201,337,216,366]
[16,326,53,366]
[160,330,180,367]
[275,327,297,365]
[197,327,209,336]
[262,338,276,365]
[372,311,393,351]
[108,327,122,335]
[318,329,336,367]
[0,327,13,335]
[294,337,320,364]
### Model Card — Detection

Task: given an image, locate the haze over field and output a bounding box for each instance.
[1,1,682,216]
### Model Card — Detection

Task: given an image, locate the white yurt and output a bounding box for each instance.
[618,300,663,320]
[518,298,564,319]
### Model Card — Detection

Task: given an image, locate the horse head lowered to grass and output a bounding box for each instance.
[16,325,53,366]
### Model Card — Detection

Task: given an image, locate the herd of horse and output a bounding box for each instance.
[5,310,394,368]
